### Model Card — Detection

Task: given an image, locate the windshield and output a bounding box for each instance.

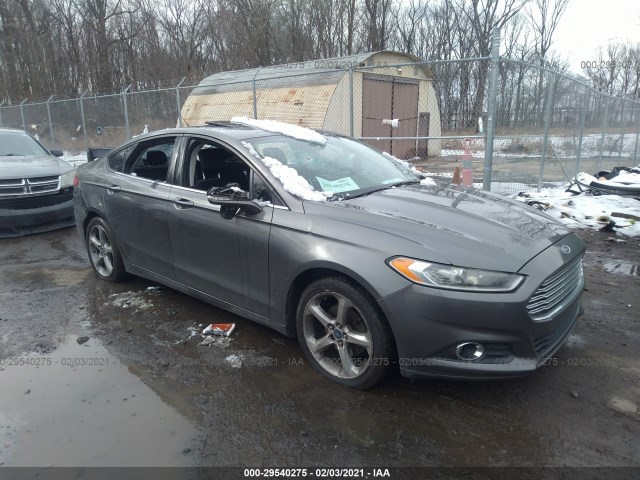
[246,135,419,199]
[0,131,50,156]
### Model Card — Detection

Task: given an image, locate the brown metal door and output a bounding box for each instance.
[362,74,419,158]
[391,79,419,158]
[362,75,392,153]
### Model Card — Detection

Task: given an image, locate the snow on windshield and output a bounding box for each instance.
[382,151,423,178]
[242,141,329,201]
[419,177,437,186]
[231,117,327,145]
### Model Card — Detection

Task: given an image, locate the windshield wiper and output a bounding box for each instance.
[326,180,421,202]
[327,186,388,201]
[0,153,24,156]
[389,180,421,187]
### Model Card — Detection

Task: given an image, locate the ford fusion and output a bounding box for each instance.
[0,128,76,237]
[73,120,585,389]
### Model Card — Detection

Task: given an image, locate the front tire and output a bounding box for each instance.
[86,217,127,282]
[296,276,394,389]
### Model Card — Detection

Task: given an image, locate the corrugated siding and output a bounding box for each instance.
[181,84,337,129]
[195,52,379,88]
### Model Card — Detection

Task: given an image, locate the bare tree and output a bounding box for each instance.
[527,0,569,124]
[364,0,392,51]
[75,0,140,92]
[390,0,426,55]
[149,0,209,78]
[455,0,528,129]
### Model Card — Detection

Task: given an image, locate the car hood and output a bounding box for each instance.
[0,155,72,179]
[304,184,572,272]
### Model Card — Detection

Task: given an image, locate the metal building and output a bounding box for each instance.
[181,51,441,158]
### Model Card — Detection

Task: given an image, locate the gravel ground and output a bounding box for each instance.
[0,226,638,478]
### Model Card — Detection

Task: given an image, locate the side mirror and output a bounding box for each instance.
[50,149,64,157]
[207,184,263,219]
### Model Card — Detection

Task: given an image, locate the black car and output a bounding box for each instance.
[73,120,585,389]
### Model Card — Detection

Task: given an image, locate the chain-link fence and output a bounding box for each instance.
[486,58,640,195]
[2,27,639,195]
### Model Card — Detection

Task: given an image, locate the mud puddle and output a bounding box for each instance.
[0,335,199,467]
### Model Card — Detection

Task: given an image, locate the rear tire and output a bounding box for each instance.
[296,276,394,389]
[86,217,127,282]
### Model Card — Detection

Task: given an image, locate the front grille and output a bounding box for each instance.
[527,256,584,321]
[534,315,577,357]
[0,175,60,197]
[0,189,73,210]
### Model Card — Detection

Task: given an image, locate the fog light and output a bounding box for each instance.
[455,342,485,361]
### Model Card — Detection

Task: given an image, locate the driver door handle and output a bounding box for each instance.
[107,184,121,192]
[173,197,194,209]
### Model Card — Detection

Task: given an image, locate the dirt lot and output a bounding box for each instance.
[0,225,639,477]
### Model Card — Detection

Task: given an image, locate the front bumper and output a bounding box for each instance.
[0,189,75,238]
[379,234,586,380]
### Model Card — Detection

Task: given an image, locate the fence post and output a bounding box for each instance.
[537,74,556,191]
[483,27,501,191]
[252,68,260,120]
[176,77,186,127]
[123,85,131,139]
[19,99,28,131]
[349,67,354,138]
[576,89,588,175]
[618,99,625,158]
[79,91,88,150]
[598,96,610,170]
[46,95,55,146]
[633,105,640,164]
[0,100,4,127]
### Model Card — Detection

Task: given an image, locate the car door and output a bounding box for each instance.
[103,135,179,280]
[167,136,275,317]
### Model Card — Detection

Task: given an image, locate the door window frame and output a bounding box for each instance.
[173,134,287,208]
[106,135,182,185]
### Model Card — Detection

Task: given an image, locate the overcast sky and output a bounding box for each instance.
[552,0,640,73]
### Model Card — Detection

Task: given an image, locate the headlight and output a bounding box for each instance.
[60,170,76,188]
[388,257,525,292]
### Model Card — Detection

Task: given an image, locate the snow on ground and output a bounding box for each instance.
[605,170,640,184]
[231,117,327,145]
[515,188,640,237]
[440,134,640,159]
[242,141,328,201]
[423,166,640,237]
[471,181,566,196]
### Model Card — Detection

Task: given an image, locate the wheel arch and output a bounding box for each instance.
[284,264,394,344]
[82,209,102,237]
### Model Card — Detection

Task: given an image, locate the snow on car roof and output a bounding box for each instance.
[231,117,327,145]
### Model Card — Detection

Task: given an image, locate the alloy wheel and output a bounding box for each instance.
[302,291,374,379]
[88,224,114,277]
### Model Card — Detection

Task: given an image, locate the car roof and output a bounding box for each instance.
[136,122,349,146]
[150,122,278,141]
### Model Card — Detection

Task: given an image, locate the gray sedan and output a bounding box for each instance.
[73,121,585,389]
[0,128,75,237]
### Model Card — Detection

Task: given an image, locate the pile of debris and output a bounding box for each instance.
[517,166,640,237]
